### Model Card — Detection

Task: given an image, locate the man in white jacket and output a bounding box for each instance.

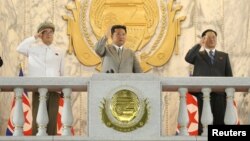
[17,21,64,135]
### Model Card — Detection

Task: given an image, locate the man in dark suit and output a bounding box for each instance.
[95,25,142,73]
[0,56,3,67]
[185,29,233,135]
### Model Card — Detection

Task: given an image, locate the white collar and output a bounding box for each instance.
[205,48,215,55]
[113,44,123,52]
[37,41,54,48]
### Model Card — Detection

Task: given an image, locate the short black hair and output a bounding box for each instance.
[111,25,127,35]
[201,29,217,37]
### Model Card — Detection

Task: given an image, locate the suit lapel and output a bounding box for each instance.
[214,51,224,65]
[214,51,218,65]
[120,47,126,60]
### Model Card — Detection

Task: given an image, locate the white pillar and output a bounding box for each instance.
[62,88,73,136]
[224,88,237,124]
[177,88,189,136]
[13,88,24,136]
[36,88,48,136]
[201,88,213,136]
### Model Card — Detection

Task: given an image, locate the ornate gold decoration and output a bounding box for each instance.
[139,0,167,71]
[63,1,101,66]
[101,89,149,132]
[89,0,159,52]
[64,0,185,71]
[146,0,186,66]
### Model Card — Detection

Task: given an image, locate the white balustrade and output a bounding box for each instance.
[0,76,249,140]
[249,88,250,124]
[62,88,73,136]
[201,88,213,136]
[36,88,49,136]
[224,88,237,124]
[13,88,24,136]
[177,88,189,136]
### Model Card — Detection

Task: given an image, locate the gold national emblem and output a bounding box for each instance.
[111,90,139,122]
[101,89,149,132]
[64,0,185,72]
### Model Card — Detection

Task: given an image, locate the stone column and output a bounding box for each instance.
[62,88,73,136]
[36,88,48,136]
[177,88,189,136]
[201,88,213,136]
[13,88,24,136]
[224,88,237,124]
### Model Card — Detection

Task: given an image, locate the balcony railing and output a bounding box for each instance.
[0,74,249,141]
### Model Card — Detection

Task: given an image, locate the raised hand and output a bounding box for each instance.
[34,29,45,39]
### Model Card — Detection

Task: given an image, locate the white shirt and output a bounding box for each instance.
[205,48,215,56]
[17,36,64,77]
[113,44,123,53]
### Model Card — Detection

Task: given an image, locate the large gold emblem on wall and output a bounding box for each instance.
[63,0,185,72]
[89,0,159,52]
[101,88,149,132]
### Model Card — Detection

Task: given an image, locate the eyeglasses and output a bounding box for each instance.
[42,30,54,35]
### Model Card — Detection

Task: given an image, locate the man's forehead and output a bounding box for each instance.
[205,32,216,37]
[114,28,125,31]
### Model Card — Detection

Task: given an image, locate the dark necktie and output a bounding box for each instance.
[209,50,214,64]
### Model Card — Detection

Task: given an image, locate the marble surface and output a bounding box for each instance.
[89,76,161,138]
[0,0,250,136]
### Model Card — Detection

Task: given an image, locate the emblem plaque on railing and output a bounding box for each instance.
[101,88,149,132]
